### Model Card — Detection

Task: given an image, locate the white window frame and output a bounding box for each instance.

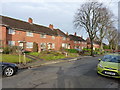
[8,28,15,35]
[8,41,15,46]
[26,32,33,37]
[62,43,67,48]
[63,37,66,40]
[74,41,77,43]
[52,43,55,49]
[52,36,55,40]
[40,34,46,38]
[26,42,33,48]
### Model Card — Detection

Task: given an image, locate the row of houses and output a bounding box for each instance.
[0,15,100,52]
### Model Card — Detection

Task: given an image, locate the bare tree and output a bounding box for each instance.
[106,27,118,50]
[112,30,119,50]
[73,2,103,56]
[96,8,114,51]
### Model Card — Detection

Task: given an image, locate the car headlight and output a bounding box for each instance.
[99,64,104,68]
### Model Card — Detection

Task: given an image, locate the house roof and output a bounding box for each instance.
[69,35,86,42]
[54,29,68,37]
[0,15,57,36]
[94,41,106,45]
[86,38,106,45]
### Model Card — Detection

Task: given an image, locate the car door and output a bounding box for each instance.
[0,63,2,76]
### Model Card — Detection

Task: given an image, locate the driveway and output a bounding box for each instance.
[2,56,119,88]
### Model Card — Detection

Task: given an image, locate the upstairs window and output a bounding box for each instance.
[8,28,15,35]
[74,41,77,43]
[63,37,66,40]
[52,36,55,40]
[8,41,15,46]
[40,34,46,38]
[26,32,33,37]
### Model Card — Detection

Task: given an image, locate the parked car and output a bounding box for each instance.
[75,49,82,52]
[75,49,83,54]
[0,62,18,77]
[97,54,120,78]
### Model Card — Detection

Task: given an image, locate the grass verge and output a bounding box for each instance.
[1,54,32,63]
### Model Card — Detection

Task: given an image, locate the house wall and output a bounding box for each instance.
[2,27,59,51]
[0,26,7,47]
[87,44,100,50]
[69,40,87,49]
[0,25,92,51]
[56,36,71,50]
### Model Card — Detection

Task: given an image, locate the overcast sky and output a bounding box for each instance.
[0,0,119,41]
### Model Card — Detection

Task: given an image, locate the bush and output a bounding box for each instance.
[95,48,100,51]
[83,48,91,52]
[24,51,30,54]
[83,52,91,56]
[65,49,78,53]
[103,45,110,49]
[3,47,11,54]
[11,46,20,54]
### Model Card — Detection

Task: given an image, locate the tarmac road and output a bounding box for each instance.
[2,56,120,88]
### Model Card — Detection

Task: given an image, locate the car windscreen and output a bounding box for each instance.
[102,55,120,63]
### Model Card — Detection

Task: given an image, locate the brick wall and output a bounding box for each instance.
[1,26,93,51]
[0,26,7,47]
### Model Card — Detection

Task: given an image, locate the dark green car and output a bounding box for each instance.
[97,54,120,78]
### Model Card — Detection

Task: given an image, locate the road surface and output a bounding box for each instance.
[2,56,120,88]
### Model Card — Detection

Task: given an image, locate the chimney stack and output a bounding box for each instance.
[66,32,68,35]
[28,17,33,23]
[49,24,53,30]
[74,32,77,36]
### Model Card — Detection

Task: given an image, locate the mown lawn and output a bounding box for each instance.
[28,51,79,61]
[1,54,32,63]
[29,52,39,56]
[39,54,66,61]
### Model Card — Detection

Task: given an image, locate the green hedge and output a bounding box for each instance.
[65,49,78,53]
[82,48,91,52]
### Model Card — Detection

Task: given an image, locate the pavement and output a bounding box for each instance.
[17,56,92,69]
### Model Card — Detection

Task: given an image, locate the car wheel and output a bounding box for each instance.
[3,67,15,77]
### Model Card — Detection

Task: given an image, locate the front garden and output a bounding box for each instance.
[1,46,108,64]
[28,50,79,61]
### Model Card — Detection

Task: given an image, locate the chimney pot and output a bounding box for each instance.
[28,17,33,23]
[49,24,53,30]
[74,32,77,36]
[66,32,68,35]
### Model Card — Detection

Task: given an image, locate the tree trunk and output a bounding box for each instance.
[115,44,118,50]
[100,41,103,52]
[90,39,94,56]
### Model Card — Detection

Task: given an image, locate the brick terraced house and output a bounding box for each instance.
[69,33,87,50]
[0,15,99,52]
[86,38,100,50]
